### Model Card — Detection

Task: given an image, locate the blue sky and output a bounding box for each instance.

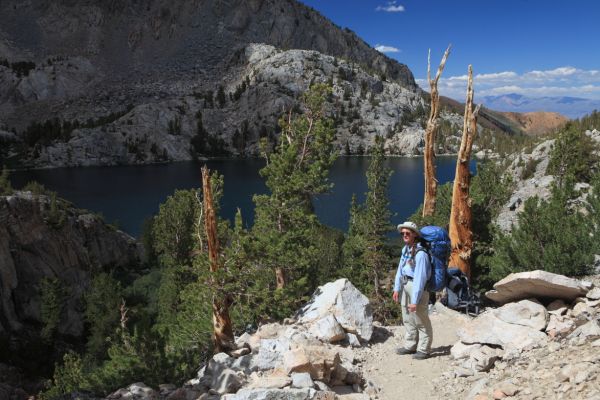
[298,0,600,100]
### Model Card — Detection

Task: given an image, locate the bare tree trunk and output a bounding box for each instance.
[275,211,286,289]
[201,166,235,353]
[275,268,286,289]
[423,45,451,217]
[448,66,481,279]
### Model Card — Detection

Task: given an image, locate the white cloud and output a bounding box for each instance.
[525,66,578,79]
[376,1,405,12]
[475,71,518,81]
[417,66,600,100]
[375,44,400,53]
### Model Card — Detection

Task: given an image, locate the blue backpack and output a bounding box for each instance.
[417,226,451,292]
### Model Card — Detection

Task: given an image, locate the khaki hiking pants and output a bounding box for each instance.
[401,280,433,354]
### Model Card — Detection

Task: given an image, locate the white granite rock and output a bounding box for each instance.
[346,333,361,348]
[221,387,316,400]
[450,341,482,360]
[494,299,549,331]
[247,371,291,389]
[458,310,548,351]
[545,314,577,338]
[308,315,346,343]
[485,270,591,305]
[291,372,314,389]
[297,279,373,341]
[586,287,600,300]
[567,320,600,340]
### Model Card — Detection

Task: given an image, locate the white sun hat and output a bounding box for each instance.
[396,221,420,236]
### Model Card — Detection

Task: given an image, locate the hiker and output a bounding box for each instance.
[392,221,433,360]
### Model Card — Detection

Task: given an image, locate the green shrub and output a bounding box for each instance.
[84,274,122,360]
[520,158,541,180]
[486,183,594,281]
[547,125,598,185]
[0,166,13,195]
[39,278,68,340]
[40,352,88,400]
[23,181,50,195]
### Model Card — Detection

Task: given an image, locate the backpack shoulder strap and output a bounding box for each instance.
[415,247,432,264]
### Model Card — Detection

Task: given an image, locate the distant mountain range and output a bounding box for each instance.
[441,96,568,136]
[481,94,600,119]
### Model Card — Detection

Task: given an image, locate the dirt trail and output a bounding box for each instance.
[359,304,470,400]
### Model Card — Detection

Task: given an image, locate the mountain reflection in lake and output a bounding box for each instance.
[10,157,474,237]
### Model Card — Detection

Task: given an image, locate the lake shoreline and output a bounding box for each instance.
[5,151,488,173]
[9,157,476,237]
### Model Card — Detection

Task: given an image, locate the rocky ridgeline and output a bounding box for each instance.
[16,43,458,168]
[496,129,600,233]
[433,270,600,400]
[0,0,428,168]
[108,279,380,400]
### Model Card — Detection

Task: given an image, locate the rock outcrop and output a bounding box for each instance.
[435,272,600,399]
[0,191,142,343]
[110,279,375,400]
[297,278,374,342]
[485,270,592,305]
[496,129,600,232]
[26,43,433,168]
[0,0,439,169]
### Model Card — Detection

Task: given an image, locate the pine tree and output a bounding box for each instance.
[488,181,594,281]
[547,124,598,186]
[340,137,396,321]
[152,189,201,266]
[341,194,369,290]
[84,273,122,360]
[251,84,336,317]
[362,136,394,298]
[40,277,67,340]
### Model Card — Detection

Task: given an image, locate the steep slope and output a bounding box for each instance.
[7,44,430,168]
[0,190,142,371]
[0,0,535,169]
[0,0,415,124]
[499,111,568,136]
[0,0,430,168]
[1,0,415,84]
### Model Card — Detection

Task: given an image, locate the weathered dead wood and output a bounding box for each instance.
[448,65,481,279]
[201,166,235,353]
[423,45,452,217]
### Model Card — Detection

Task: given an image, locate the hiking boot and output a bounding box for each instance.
[395,348,416,355]
[412,352,429,360]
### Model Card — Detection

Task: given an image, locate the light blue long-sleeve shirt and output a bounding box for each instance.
[393,244,431,304]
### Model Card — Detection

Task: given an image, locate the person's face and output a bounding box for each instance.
[401,229,417,245]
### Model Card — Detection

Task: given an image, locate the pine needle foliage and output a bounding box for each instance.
[341,137,397,322]
[547,124,598,186]
[251,83,337,318]
[0,166,13,195]
[362,136,394,298]
[39,278,67,341]
[487,181,594,281]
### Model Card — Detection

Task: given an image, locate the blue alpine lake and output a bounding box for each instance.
[9,157,475,237]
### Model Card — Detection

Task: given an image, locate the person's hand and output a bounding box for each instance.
[392,291,399,303]
[408,304,417,313]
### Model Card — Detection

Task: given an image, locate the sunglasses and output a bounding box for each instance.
[401,231,413,236]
